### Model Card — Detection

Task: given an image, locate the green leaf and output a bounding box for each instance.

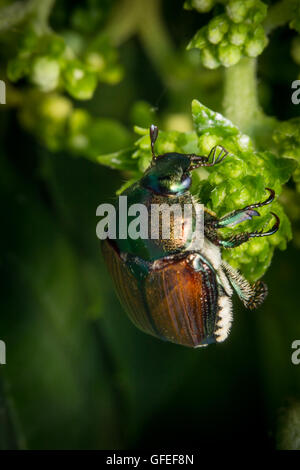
[192,99,240,137]
[96,148,137,171]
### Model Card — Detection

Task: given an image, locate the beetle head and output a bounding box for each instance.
[141,125,201,196]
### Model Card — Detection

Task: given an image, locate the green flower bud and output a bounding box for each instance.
[30,56,60,92]
[226,0,249,24]
[245,26,267,57]
[228,23,249,46]
[84,34,123,84]
[62,61,98,100]
[187,27,208,51]
[40,94,72,122]
[218,42,241,67]
[207,15,230,45]
[249,1,267,24]
[69,109,91,133]
[184,0,215,13]
[98,65,123,84]
[201,46,221,69]
[85,52,106,73]
[227,0,267,25]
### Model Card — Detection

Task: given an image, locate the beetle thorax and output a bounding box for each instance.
[144,192,200,254]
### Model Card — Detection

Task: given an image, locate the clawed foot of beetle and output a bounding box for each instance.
[213,188,276,229]
[207,145,229,166]
[246,281,268,310]
[217,212,280,248]
[189,145,229,170]
[248,212,280,239]
[243,187,275,210]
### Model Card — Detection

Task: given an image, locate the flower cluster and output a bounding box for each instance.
[7,27,122,100]
[187,0,268,68]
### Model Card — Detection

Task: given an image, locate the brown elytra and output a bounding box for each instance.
[102,240,219,347]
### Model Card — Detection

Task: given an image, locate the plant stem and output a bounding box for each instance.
[137,0,175,77]
[106,0,175,82]
[223,58,261,134]
[263,0,295,34]
[32,0,55,33]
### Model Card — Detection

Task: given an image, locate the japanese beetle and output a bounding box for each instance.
[102,125,280,348]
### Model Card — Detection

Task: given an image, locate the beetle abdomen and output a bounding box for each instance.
[145,253,219,347]
[102,240,219,347]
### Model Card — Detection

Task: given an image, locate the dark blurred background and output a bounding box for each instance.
[0,0,300,450]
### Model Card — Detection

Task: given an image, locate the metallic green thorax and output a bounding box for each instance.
[115,153,199,261]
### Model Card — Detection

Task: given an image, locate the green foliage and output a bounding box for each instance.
[187,0,268,68]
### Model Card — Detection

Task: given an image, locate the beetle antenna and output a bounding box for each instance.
[150,124,158,159]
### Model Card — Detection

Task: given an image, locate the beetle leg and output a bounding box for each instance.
[207,212,280,248]
[188,145,229,170]
[211,188,275,229]
[213,208,260,229]
[221,261,268,309]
